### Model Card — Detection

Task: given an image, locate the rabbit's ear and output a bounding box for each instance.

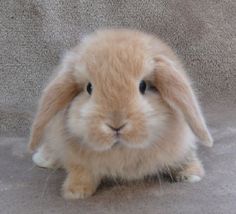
[153,56,213,147]
[28,65,79,152]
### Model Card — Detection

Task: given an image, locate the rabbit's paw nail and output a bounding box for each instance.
[175,174,202,183]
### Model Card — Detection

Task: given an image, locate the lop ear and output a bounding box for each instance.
[28,63,79,152]
[154,56,213,147]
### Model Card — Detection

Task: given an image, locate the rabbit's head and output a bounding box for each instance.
[29,29,213,152]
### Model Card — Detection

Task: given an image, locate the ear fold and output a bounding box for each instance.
[28,67,79,152]
[154,56,213,147]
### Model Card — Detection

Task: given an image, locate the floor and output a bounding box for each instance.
[1,104,236,214]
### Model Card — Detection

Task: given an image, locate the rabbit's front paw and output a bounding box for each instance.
[62,181,96,199]
[62,165,98,199]
[174,159,205,183]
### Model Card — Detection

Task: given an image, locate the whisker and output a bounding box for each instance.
[157,171,163,191]
[39,168,58,214]
[165,164,174,182]
[25,164,37,172]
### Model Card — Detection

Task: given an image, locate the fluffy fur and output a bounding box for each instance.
[29,29,213,199]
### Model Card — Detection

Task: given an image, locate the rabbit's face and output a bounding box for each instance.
[67,33,169,151]
[28,29,213,152]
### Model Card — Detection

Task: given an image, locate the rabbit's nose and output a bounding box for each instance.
[106,123,126,132]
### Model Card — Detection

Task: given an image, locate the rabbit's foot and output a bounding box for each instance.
[62,165,99,199]
[32,145,59,169]
[174,159,205,183]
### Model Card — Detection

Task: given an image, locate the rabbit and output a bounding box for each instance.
[28,29,213,199]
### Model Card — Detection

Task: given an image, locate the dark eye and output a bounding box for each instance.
[87,82,92,95]
[139,80,147,94]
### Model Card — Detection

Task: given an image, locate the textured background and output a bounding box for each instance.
[0,0,235,213]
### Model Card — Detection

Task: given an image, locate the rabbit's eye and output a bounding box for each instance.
[87,82,93,95]
[139,80,147,94]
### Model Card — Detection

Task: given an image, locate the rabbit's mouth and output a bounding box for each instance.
[112,140,121,148]
[111,134,123,148]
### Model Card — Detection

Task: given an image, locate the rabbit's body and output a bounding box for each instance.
[30,29,212,199]
[33,100,202,199]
